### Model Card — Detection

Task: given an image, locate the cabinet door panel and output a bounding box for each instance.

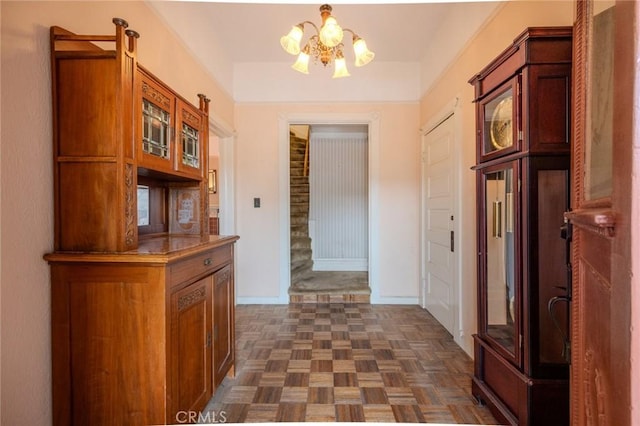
[526,66,571,151]
[170,276,212,417]
[137,71,175,174]
[531,164,570,373]
[479,160,521,366]
[213,264,234,387]
[56,59,118,157]
[175,100,204,179]
[62,266,166,426]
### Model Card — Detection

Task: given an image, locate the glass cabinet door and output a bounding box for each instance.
[175,101,203,179]
[481,161,520,362]
[138,72,176,174]
[479,77,520,162]
[142,99,171,159]
[181,122,200,169]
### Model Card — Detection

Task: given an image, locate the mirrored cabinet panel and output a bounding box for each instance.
[483,165,517,357]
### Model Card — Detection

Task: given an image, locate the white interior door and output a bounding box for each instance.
[421,114,456,334]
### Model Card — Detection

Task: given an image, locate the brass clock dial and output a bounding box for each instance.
[490,96,513,149]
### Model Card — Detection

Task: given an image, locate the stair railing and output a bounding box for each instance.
[303,139,310,177]
[302,125,311,177]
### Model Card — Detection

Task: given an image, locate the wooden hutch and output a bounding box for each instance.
[469,27,572,425]
[44,18,238,425]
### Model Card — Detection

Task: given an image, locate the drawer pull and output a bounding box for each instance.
[204,258,213,266]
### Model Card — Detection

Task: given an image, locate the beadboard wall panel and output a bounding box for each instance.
[309,130,368,271]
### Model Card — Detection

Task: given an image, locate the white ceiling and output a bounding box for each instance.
[154,2,457,62]
[147,1,501,102]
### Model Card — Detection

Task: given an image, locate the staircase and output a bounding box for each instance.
[288,131,370,304]
[289,133,314,285]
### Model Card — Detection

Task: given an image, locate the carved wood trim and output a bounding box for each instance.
[584,349,608,425]
[177,285,206,311]
[181,108,200,128]
[141,80,171,109]
[124,163,136,247]
[215,268,230,284]
[573,0,588,207]
[572,2,589,424]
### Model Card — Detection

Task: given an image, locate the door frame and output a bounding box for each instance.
[278,112,380,303]
[420,97,463,345]
[209,114,236,236]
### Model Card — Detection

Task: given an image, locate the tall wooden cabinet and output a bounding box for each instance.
[45,18,237,425]
[469,27,572,425]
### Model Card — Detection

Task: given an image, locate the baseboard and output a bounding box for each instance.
[238,295,419,305]
[370,296,419,305]
[312,258,368,271]
[236,296,284,305]
[289,293,371,304]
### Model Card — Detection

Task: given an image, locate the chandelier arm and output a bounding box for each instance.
[342,28,358,40]
[300,21,320,35]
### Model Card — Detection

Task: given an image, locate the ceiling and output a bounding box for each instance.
[154,2,461,62]
[146,1,501,101]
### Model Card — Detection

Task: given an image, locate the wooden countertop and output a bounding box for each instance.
[44,234,239,264]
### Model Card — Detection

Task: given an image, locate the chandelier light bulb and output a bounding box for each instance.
[292,50,311,74]
[332,56,350,78]
[319,16,344,48]
[353,37,375,67]
[280,25,303,55]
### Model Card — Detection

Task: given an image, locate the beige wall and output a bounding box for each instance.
[234,103,421,302]
[0,2,233,423]
[420,0,575,354]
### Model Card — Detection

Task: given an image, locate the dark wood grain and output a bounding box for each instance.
[470,27,572,425]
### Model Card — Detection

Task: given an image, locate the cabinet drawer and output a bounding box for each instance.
[170,245,231,287]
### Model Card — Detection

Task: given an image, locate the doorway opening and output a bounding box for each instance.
[288,124,371,302]
[208,134,221,235]
[207,119,235,237]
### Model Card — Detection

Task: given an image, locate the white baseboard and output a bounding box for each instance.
[370,296,419,305]
[312,258,368,271]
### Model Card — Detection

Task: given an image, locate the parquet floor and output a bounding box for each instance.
[204,303,498,424]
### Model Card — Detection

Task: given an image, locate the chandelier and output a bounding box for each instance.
[279,4,375,78]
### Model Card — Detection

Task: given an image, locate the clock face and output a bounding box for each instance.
[490,96,513,150]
